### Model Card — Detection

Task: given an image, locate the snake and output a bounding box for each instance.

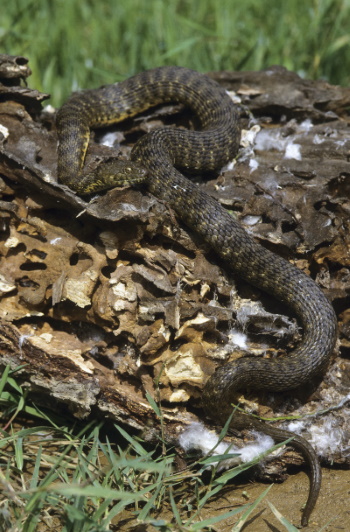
[56,66,337,526]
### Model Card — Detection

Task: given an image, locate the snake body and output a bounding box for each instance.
[56,66,337,525]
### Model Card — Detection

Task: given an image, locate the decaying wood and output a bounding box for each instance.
[0,56,349,477]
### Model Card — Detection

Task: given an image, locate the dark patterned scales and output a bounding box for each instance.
[56,66,337,526]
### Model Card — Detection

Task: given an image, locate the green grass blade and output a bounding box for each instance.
[267,501,300,531]
[231,485,273,532]
[145,391,162,417]
[190,505,252,529]
[113,424,150,456]
[0,365,11,396]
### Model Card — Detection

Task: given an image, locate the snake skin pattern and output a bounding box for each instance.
[56,66,337,525]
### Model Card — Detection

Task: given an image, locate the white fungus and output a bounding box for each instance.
[284,142,302,160]
[0,124,9,139]
[286,420,306,434]
[308,419,344,456]
[221,159,236,172]
[100,131,121,148]
[240,125,261,148]
[254,129,286,152]
[42,104,56,115]
[50,237,62,245]
[228,329,248,349]
[313,134,325,145]
[299,119,313,132]
[242,215,261,226]
[179,422,274,470]
[286,392,350,458]
[249,158,259,172]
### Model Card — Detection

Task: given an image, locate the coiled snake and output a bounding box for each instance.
[56,66,337,526]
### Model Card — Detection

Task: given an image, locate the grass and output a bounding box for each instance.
[0,366,305,532]
[1,0,350,106]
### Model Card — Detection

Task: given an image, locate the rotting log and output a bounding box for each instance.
[0,56,350,477]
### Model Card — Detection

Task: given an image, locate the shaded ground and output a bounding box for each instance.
[113,469,350,531]
[114,469,350,531]
[223,468,350,531]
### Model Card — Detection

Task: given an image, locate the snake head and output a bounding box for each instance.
[71,157,148,195]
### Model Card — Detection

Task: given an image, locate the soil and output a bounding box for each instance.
[115,469,350,531]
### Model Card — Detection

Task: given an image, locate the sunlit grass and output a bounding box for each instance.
[1,0,350,106]
[0,366,305,531]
